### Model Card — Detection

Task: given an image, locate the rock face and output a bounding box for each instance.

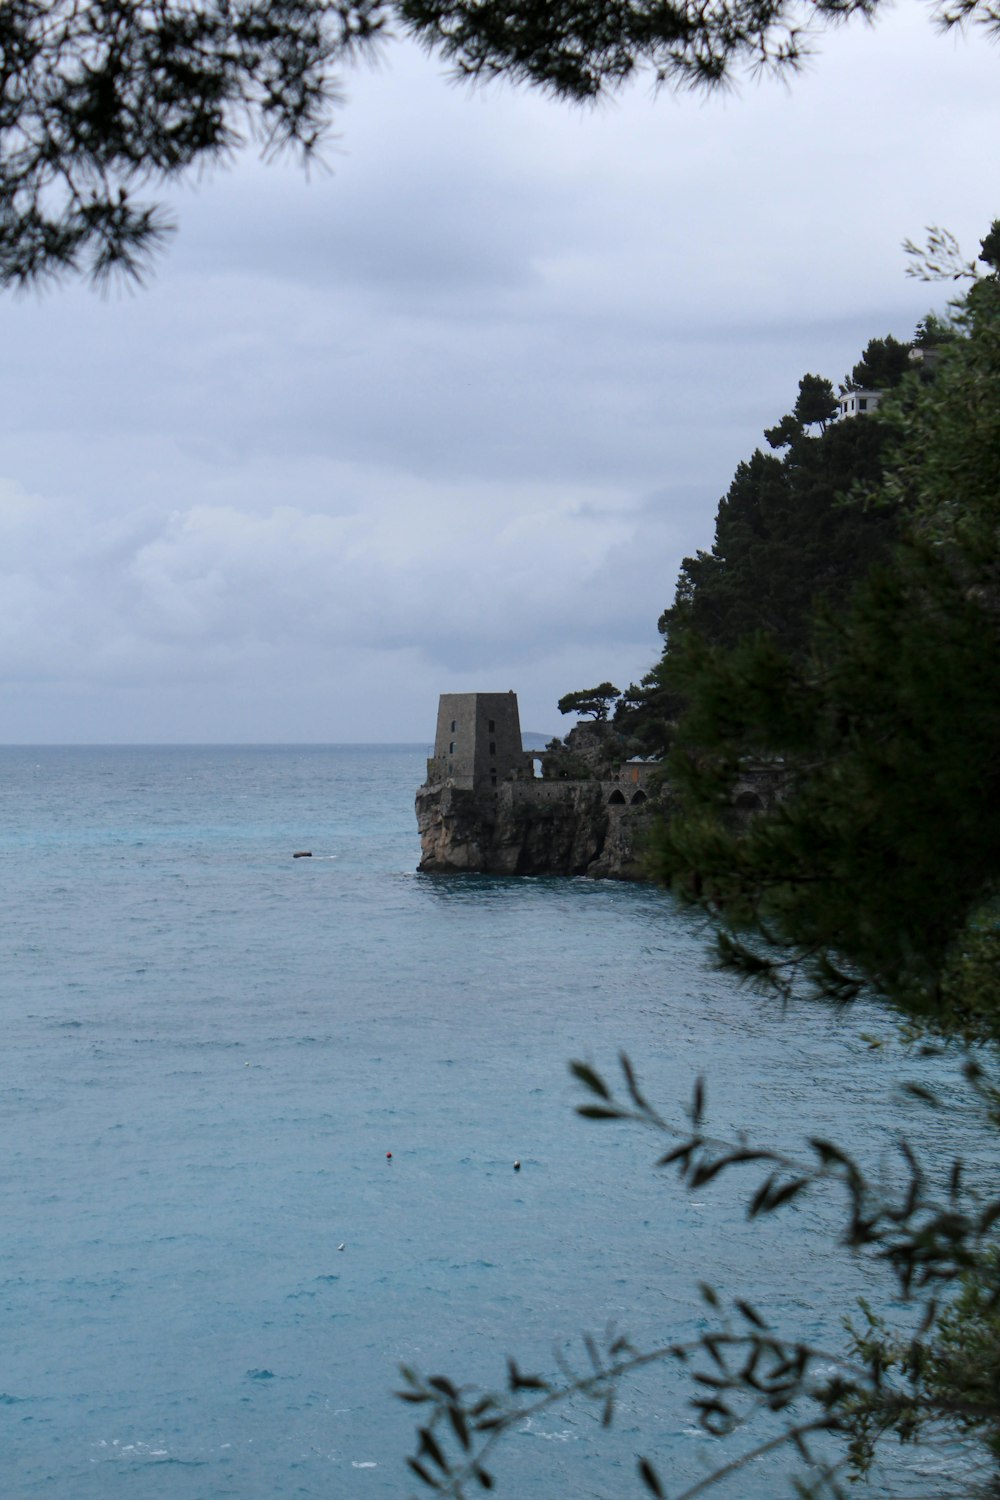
[415,696,780,881]
[415,718,661,880]
[415,778,657,879]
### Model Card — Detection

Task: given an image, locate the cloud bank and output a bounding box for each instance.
[1,11,996,740]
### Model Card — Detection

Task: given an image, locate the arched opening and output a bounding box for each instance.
[608,789,626,805]
[735,791,763,812]
[630,789,648,805]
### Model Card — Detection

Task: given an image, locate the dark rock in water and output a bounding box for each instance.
[292,851,312,858]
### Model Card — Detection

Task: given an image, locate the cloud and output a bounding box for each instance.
[0,8,997,739]
[0,466,660,679]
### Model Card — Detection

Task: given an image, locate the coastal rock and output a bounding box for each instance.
[415,771,659,879]
[415,692,778,881]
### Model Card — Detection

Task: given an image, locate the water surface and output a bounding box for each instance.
[0,745,980,1497]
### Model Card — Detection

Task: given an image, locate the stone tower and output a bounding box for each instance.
[426,692,530,790]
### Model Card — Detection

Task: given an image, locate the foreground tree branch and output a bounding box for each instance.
[2,0,1000,286]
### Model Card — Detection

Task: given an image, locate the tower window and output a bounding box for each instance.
[450,720,457,732]
[489,741,496,755]
[488,719,495,732]
[449,741,455,754]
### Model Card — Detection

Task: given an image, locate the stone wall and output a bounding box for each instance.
[415,708,781,881]
[432,692,530,790]
[414,775,661,880]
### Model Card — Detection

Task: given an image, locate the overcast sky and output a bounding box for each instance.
[1,7,996,743]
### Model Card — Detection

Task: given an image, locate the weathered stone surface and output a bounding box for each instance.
[415,713,666,879]
[415,702,783,881]
[415,768,783,882]
[415,777,658,879]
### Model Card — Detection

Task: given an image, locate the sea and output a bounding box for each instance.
[0,744,988,1499]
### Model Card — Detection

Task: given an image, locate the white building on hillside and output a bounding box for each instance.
[838,388,882,419]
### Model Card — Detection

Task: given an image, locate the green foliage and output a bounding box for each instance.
[656,382,900,662]
[4,3,1000,286]
[764,374,838,449]
[614,672,683,757]
[903,225,981,284]
[794,373,840,429]
[763,412,804,450]
[844,335,912,392]
[881,240,1000,560]
[541,739,593,778]
[657,539,1000,1031]
[0,0,386,286]
[980,222,1000,272]
[652,242,1000,1037]
[925,1245,1000,1458]
[841,1243,1000,1483]
[557,682,621,721]
[911,311,960,349]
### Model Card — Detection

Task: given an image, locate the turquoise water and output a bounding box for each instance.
[0,745,983,1498]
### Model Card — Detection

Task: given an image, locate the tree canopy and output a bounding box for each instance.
[844,334,913,392]
[2,0,1000,287]
[666,371,900,652]
[614,337,907,756]
[557,682,621,721]
[654,229,1000,1037]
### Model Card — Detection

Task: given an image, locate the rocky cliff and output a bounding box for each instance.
[415,777,658,879]
[415,720,662,879]
[415,713,783,880]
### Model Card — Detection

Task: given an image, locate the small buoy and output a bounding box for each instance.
[337,1243,345,1252]
[386,1151,392,1160]
[513,1160,521,1171]
[244,1062,251,1068]
[293,851,312,859]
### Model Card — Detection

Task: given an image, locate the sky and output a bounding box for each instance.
[1,7,997,744]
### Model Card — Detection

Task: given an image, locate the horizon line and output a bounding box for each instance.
[0,737,556,749]
[0,739,433,749]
